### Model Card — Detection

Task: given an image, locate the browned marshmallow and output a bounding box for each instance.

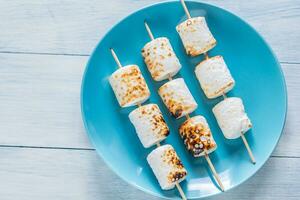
[142,37,181,81]
[158,78,198,119]
[147,144,187,190]
[179,115,217,157]
[109,65,150,107]
[129,104,169,148]
[176,17,216,56]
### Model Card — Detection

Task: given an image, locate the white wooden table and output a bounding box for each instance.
[0,1,299,199]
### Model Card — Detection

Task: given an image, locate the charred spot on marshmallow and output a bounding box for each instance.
[168,171,187,183]
[162,147,187,183]
[138,104,169,138]
[164,148,184,168]
[179,117,216,157]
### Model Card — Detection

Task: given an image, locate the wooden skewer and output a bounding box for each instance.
[204,52,209,60]
[110,46,187,199]
[204,151,225,191]
[176,182,187,200]
[144,21,155,41]
[222,92,227,99]
[180,0,191,19]
[185,114,190,120]
[222,93,256,164]
[241,134,256,164]
[110,48,122,68]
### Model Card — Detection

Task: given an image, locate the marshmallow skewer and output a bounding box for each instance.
[178,0,216,57]
[109,49,188,200]
[144,23,224,191]
[180,0,209,60]
[216,94,256,164]
[221,96,256,164]
[184,114,225,192]
[180,0,256,164]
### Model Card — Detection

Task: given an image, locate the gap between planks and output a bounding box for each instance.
[0,144,299,159]
[0,51,299,65]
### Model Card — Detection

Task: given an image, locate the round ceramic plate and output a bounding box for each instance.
[81,1,287,199]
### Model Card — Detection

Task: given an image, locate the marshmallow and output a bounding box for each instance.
[109,65,150,107]
[142,37,181,81]
[147,144,187,190]
[129,104,169,148]
[195,56,235,99]
[179,115,217,157]
[158,78,198,119]
[213,97,252,139]
[176,17,216,56]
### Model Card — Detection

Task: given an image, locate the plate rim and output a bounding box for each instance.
[80,0,288,199]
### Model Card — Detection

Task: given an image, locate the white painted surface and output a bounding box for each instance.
[0,0,299,199]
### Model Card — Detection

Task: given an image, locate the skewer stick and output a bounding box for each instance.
[180,0,191,19]
[185,114,190,120]
[241,134,256,164]
[144,21,155,41]
[204,52,209,60]
[222,93,256,164]
[222,93,227,99]
[137,102,142,107]
[176,182,187,200]
[204,152,225,191]
[110,48,122,68]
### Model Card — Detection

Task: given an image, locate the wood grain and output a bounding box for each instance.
[0,147,299,200]
[0,53,90,149]
[0,0,299,199]
[0,0,299,62]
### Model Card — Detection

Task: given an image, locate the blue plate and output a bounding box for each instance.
[81,1,287,199]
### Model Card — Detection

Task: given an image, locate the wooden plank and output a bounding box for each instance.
[0,0,299,62]
[0,147,299,200]
[0,53,298,156]
[0,53,91,149]
[273,63,300,157]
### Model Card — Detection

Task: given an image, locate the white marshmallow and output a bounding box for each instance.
[179,115,217,157]
[142,37,181,81]
[109,65,150,107]
[195,56,235,99]
[147,144,187,190]
[176,17,216,56]
[158,78,198,119]
[213,97,252,139]
[129,104,169,148]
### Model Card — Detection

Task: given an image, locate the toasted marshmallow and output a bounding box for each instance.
[142,37,181,81]
[179,115,217,157]
[176,17,216,56]
[158,78,198,119]
[147,144,187,190]
[213,97,252,139]
[109,65,150,107]
[195,56,235,99]
[129,104,169,148]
